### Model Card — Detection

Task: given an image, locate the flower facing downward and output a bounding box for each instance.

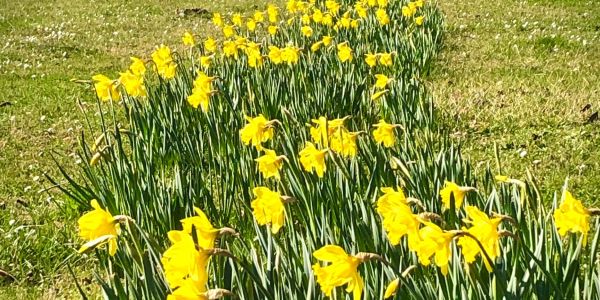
[415,221,455,275]
[312,245,364,300]
[376,187,420,249]
[337,42,353,62]
[152,45,177,79]
[119,71,146,98]
[384,278,400,299]
[182,32,195,47]
[179,207,227,250]
[554,191,591,245]
[456,206,503,271]
[299,142,328,177]
[440,181,476,210]
[92,74,120,101]
[255,149,287,179]
[330,130,361,158]
[310,116,348,146]
[374,74,392,89]
[239,114,276,150]
[379,52,393,66]
[161,231,211,289]
[129,57,146,76]
[251,187,287,234]
[77,200,121,256]
[372,119,398,147]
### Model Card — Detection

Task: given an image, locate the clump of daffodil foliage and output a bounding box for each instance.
[53,0,600,299]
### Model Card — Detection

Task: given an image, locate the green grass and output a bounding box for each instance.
[432,0,600,204]
[0,0,598,297]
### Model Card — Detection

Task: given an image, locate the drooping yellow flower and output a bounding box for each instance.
[222,40,239,59]
[161,231,210,289]
[255,149,286,179]
[129,57,146,76]
[415,0,425,7]
[251,187,287,234]
[416,221,455,275]
[77,199,120,256]
[379,52,393,66]
[92,74,120,101]
[267,4,279,23]
[440,181,477,210]
[187,91,210,112]
[365,53,378,68]
[312,245,364,300]
[239,114,275,150]
[301,25,313,37]
[375,9,390,25]
[268,25,279,36]
[309,116,348,146]
[179,207,220,250]
[223,25,235,38]
[204,37,217,53]
[376,187,421,249]
[187,72,215,111]
[312,8,323,23]
[374,74,391,89]
[322,35,333,46]
[232,13,243,26]
[355,2,368,18]
[199,55,212,68]
[298,142,328,177]
[554,191,591,245]
[166,277,207,300]
[281,46,300,65]
[152,45,177,79]
[182,31,195,47]
[337,42,353,62]
[268,46,283,64]
[311,41,324,52]
[322,13,334,26]
[212,13,223,27]
[402,3,417,17]
[253,10,265,22]
[384,278,400,299]
[119,71,147,98]
[377,0,389,7]
[245,42,263,68]
[372,120,398,147]
[301,14,311,25]
[415,16,425,26]
[325,0,341,15]
[457,206,503,271]
[330,129,360,158]
[495,175,526,188]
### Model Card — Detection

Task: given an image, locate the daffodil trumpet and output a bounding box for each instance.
[453,230,496,271]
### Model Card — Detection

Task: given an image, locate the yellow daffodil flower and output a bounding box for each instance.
[371,89,389,101]
[312,8,323,23]
[337,42,353,62]
[311,41,324,52]
[374,74,391,89]
[301,25,313,37]
[232,13,243,26]
[440,181,477,210]
[119,71,146,98]
[376,187,421,249]
[255,149,286,179]
[223,40,239,59]
[372,119,399,147]
[379,52,393,66]
[253,11,265,23]
[415,16,424,26]
[92,74,120,101]
[182,32,195,47]
[299,142,328,177]
[330,129,360,158]
[152,45,177,79]
[246,19,257,31]
[281,46,301,65]
[204,37,217,53]
[268,46,283,64]
[212,13,223,27]
[312,245,364,300]
[310,116,348,146]
[161,231,210,289]
[251,187,287,234]
[268,25,279,36]
[267,4,279,23]
[179,207,222,250]
[325,0,341,15]
[554,191,591,245]
[376,9,390,25]
[365,53,378,68]
[301,14,311,25]
[129,57,146,76]
[223,25,235,38]
[457,206,503,271]
[199,55,212,68]
[77,199,121,256]
[416,221,455,275]
[377,0,389,7]
[239,114,275,150]
[322,35,333,46]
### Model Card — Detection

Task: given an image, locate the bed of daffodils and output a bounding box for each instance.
[54,0,600,299]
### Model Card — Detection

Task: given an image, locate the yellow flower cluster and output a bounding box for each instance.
[402,0,426,25]
[187,72,216,112]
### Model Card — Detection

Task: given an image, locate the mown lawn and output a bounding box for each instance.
[0,0,598,298]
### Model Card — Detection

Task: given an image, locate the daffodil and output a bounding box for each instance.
[415,16,424,26]
[376,187,421,249]
[268,46,283,64]
[554,191,591,245]
[223,25,235,38]
[456,206,503,271]
[281,46,300,65]
[330,129,360,158]
[129,57,146,76]
[179,207,223,250]
[251,187,287,234]
[92,74,120,101]
[372,120,398,147]
[312,8,323,23]
[371,89,389,101]
[299,142,328,177]
[268,25,279,36]
[415,221,455,275]
[322,13,334,26]
[199,55,212,68]
[255,149,286,179]
[152,45,177,79]
[365,53,378,67]
[267,4,279,23]
[374,74,391,89]
[495,175,526,188]
[310,116,348,146]
[322,35,333,46]
[312,245,364,300]
[212,13,223,27]
[161,231,210,289]
[119,71,146,97]
[379,52,393,66]
[232,13,243,26]
[384,278,400,299]
[77,199,121,256]
[376,9,390,25]
[182,32,195,47]
[440,181,477,210]
[239,114,275,150]
[301,14,311,25]
[301,26,313,37]
[325,0,341,15]
[337,42,353,62]
[253,10,265,22]
[223,40,239,59]
[377,0,389,7]
[187,72,215,111]
[204,37,217,53]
